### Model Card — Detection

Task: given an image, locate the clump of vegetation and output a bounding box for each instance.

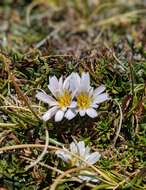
[0,0,146,189]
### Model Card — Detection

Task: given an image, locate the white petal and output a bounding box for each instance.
[69,101,77,108]
[69,72,80,92]
[42,106,58,121]
[58,76,63,92]
[79,110,86,116]
[92,104,99,108]
[79,174,99,182]
[89,88,94,96]
[70,142,78,154]
[93,93,109,104]
[63,75,70,89]
[86,152,101,165]
[77,141,85,157]
[49,76,59,88]
[36,91,57,106]
[80,82,90,92]
[55,110,64,122]
[81,72,90,86]
[93,85,106,97]
[79,175,90,182]
[48,85,57,97]
[48,76,59,97]
[56,150,71,163]
[84,146,90,157]
[86,108,97,118]
[65,109,76,120]
[81,72,90,91]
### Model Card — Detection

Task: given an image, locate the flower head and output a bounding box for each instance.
[70,72,109,118]
[36,72,109,121]
[36,75,76,122]
[56,140,101,182]
[56,140,100,167]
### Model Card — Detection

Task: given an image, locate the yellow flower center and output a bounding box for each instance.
[57,90,71,108]
[70,153,84,166]
[70,157,79,166]
[77,92,92,109]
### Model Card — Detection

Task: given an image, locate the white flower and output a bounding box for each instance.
[70,72,109,118]
[56,140,101,182]
[56,140,101,167]
[36,72,109,121]
[36,75,77,122]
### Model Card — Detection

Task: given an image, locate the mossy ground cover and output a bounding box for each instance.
[0,0,146,189]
